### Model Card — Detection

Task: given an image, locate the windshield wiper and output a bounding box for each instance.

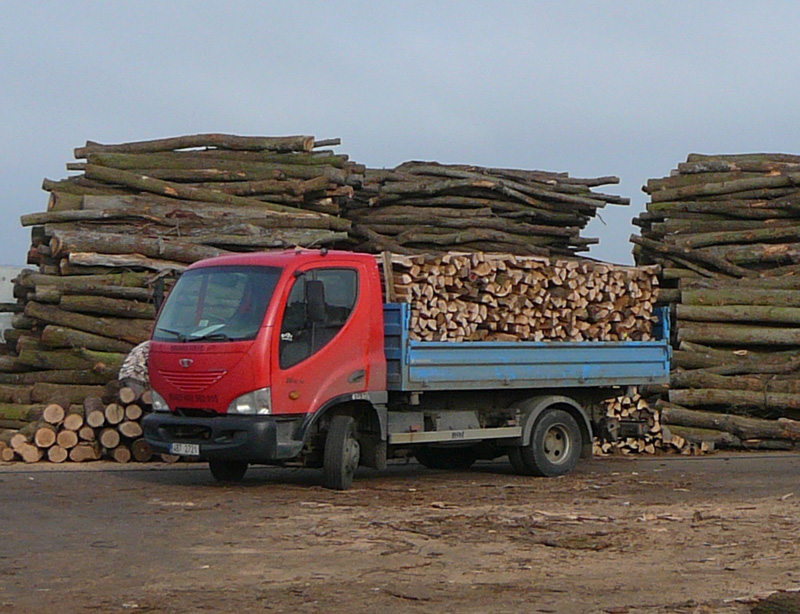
[187,331,230,342]
[157,328,187,341]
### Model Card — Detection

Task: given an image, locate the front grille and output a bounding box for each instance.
[159,369,226,392]
[175,408,219,418]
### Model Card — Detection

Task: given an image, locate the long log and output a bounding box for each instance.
[49,229,227,263]
[15,269,154,291]
[648,172,800,202]
[25,301,152,344]
[668,387,800,415]
[0,368,118,386]
[17,348,124,372]
[31,383,107,405]
[66,252,188,273]
[630,235,754,278]
[41,325,135,353]
[83,164,331,218]
[677,304,800,325]
[682,288,800,307]
[0,404,46,422]
[677,322,800,346]
[74,134,316,157]
[57,295,155,320]
[659,401,800,441]
[671,369,800,394]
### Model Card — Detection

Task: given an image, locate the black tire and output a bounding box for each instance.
[513,409,582,477]
[323,415,360,490]
[209,459,248,483]
[507,447,527,474]
[415,446,477,471]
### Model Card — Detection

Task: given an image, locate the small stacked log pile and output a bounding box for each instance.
[0,381,155,464]
[386,252,659,342]
[348,161,629,256]
[632,153,800,451]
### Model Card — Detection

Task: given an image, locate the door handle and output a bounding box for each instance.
[348,369,366,384]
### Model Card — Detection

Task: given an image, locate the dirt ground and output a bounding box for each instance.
[1,452,799,614]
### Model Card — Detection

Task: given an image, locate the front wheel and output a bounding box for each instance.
[511,409,582,477]
[209,459,248,483]
[323,415,361,490]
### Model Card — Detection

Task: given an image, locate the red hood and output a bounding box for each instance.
[150,334,271,413]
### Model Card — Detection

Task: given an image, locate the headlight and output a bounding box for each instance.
[227,387,272,415]
[151,389,170,412]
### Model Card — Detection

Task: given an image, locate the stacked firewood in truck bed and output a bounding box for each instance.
[348,161,629,256]
[386,252,659,342]
[632,153,800,452]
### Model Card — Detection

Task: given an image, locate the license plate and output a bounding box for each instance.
[170,443,200,456]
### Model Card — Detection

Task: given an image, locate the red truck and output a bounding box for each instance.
[143,249,670,489]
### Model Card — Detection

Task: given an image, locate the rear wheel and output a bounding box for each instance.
[511,409,582,477]
[209,459,248,482]
[323,415,360,490]
[415,446,477,470]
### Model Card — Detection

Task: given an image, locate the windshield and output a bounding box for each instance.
[152,265,281,342]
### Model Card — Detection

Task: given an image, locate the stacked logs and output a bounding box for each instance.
[0,134,358,429]
[632,153,800,451]
[0,382,155,464]
[387,252,659,342]
[348,161,629,256]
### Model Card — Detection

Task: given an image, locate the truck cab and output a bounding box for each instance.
[143,250,388,487]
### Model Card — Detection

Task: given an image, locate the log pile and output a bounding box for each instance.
[633,153,800,451]
[387,252,659,342]
[348,161,629,256]
[0,380,155,464]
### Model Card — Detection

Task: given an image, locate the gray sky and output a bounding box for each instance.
[2,1,799,266]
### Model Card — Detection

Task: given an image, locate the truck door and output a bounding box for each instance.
[271,265,369,416]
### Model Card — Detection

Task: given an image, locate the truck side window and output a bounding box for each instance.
[279,268,358,369]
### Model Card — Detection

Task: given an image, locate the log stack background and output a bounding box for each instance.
[348,161,629,256]
[633,153,800,453]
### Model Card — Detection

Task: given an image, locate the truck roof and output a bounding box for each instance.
[186,249,375,271]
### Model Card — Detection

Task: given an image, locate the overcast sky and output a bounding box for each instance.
[2,1,799,266]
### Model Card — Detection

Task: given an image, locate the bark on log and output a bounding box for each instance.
[49,229,228,264]
[75,134,316,157]
[41,325,135,354]
[25,301,152,344]
[659,402,800,441]
[677,322,800,346]
[677,304,800,325]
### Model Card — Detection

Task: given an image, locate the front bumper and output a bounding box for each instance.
[142,413,304,463]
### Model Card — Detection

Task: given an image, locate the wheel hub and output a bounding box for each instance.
[543,424,571,464]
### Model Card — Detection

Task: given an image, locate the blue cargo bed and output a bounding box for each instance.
[384,303,670,392]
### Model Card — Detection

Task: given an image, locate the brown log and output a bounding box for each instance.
[66,252,187,273]
[677,304,800,325]
[57,295,156,320]
[659,401,800,441]
[34,424,57,448]
[78,425,96,442]
[109,445,131,463]
[15,269,154,291]
[47,445,68,463]
[118,421,143,439]
[63,411,84,431]
[124,403,143,421]
[130,438,153,462]
[118,386,139,405]
[668,387,800,416]
[69,442,101,462]
[99,428,120,449]
[75,134,316,157]
[42,403,66,425]
[33,383,108,405]
[84,395,106,428]
[49,228,228,264]
[0,385,33,404]
[17,442,42,463]
[104,403,125,425]
[677,322,800,347]
[25,301,152,344]
[56,429,79,449]
[41,325,134,354]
